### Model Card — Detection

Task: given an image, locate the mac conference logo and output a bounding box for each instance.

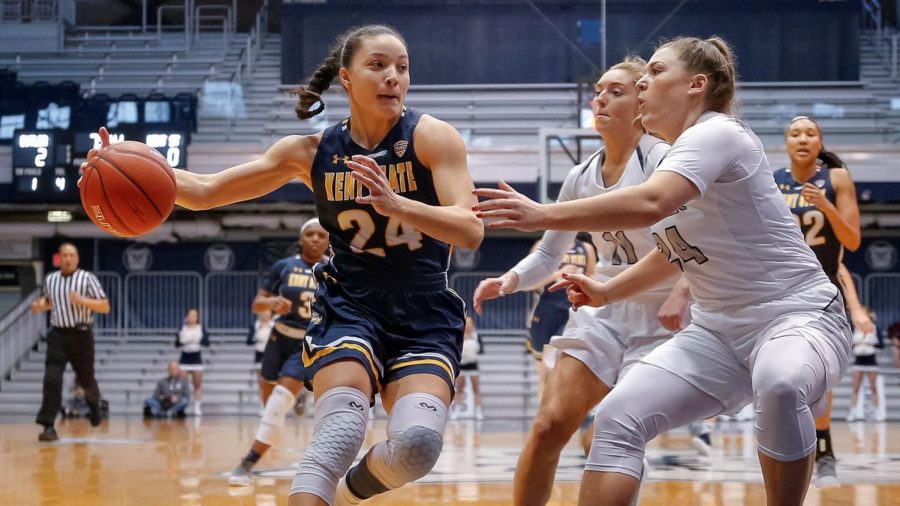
[865,241,898,272]
[393,140,408,158]
[204,244,235,272]
[122,244,153,271]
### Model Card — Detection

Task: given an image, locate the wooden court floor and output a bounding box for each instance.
[1,415,899,505]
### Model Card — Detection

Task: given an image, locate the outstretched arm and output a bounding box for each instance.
[175,134,319,210]
[551,250,680,310]
[473,171,698,232]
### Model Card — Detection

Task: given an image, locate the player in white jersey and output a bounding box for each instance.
[473,58,685,506]
[474,37,850,506]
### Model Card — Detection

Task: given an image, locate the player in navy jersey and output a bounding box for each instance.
[229,217,329,487]
[526,237,595,396]
[775,116,873,488]
[162,25,482,506]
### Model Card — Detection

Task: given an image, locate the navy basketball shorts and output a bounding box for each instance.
[527,300,570,360]
[303,268,466,399]
[260,327,306,383]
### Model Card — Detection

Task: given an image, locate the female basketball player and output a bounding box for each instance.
[775,117,873,486]
[101,25,483,506]
[473,57,678,506]
[228,218,329,487]
[522,236,595,398]
[247,309,274,400]
[175,307,208,416]
[474,37,851,506]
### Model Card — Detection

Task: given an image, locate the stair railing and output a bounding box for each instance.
[0,290,46,386]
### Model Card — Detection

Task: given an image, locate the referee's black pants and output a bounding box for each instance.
[35,326,102,427]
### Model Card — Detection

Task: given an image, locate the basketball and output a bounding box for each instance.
[80,139,176,237]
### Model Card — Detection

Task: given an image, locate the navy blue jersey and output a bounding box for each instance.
[773,167,842,278]
[261,255,317,329]
[311,107,450,288]
[538,240,591,308]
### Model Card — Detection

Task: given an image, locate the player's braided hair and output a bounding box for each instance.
[290,25,406,120]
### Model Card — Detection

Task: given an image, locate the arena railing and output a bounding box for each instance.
[449,271,533,336]
[0,289,46,385]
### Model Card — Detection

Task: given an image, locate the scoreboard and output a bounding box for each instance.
[12,128,187,202]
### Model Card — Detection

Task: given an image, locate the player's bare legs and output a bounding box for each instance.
[514,354,608,505]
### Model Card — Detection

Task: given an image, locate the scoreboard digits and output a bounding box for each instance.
[12,128,187,201]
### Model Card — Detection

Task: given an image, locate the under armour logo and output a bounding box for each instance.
[419,402,437,412]
[349,401,364,411]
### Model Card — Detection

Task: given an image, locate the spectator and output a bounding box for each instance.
[451,316,485,421]
[849,307,883,422]
[890,321,900,369]
[247,310,275,406]
[144,361,191,418]
[175,308,209,416]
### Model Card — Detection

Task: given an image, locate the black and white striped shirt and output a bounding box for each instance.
[43,269,107,328]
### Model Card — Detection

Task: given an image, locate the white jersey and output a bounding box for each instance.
[178,325,205,353]
[651,112,829,312]
[512,134,673,299]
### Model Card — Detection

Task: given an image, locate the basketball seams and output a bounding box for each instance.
[93,152,167,220]
[92,163,139,237]
[106,144,176,185]
[108,148,177,191]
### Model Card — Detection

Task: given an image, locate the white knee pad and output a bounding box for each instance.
[346,392,447,499]
[290,387,369,504]
[753,356,820,461]
[255,384,296,446]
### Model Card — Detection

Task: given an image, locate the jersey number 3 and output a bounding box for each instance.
[337,209,423,257]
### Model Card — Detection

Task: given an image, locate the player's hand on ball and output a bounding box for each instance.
[548,273,609,311]
[472,181,549,232]
[348,155,404,217]
[270,296,293,315]
[78,127,111,188]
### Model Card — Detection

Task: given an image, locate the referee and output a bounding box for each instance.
[31,243,109,442]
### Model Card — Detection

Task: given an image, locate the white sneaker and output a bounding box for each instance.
[846,407,857,422]
[475,407,484,421]
[228,463,252,487]
[815,455,840,488]
[193,401,202,417]
[875,410,886,422]
[691,436,711,456]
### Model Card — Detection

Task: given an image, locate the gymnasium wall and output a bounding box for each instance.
[280,0,860,85]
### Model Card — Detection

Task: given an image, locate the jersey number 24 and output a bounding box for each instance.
[337,209,423,257]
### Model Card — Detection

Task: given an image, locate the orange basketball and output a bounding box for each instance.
[80,141,177,237]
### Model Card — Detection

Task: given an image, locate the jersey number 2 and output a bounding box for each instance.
[337,209,423,257]
[795,210,826,247]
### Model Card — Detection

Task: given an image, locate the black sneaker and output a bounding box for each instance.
[88,404,102,427]
[38,426,58,442]
[143,406,153,419]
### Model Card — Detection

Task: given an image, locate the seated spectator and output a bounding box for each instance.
[61,383,90,419]
[144,361,191,419]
